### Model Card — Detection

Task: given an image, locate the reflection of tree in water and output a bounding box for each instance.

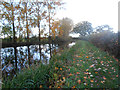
[29,45,40,64]
[2,48,16,79]
[41,44,51,64]
[17,46,28,69]
[29,44,50,65]
[2,42,75,79]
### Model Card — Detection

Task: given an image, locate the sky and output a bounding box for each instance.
[1,0,119,38]
[55,0,119,33]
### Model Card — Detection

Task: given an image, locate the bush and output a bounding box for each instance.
[88,30,119,58]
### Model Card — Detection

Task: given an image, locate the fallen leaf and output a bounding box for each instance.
[90,80,94,82]
[63,77,65,80]
[40,85,42,88]
[72,85,76,88]
[77,80,81,84]
[76,72,80,74]
[84,77,87,79]
[95,72,98,74]
[86,69,89,71]
[69,73,73,76]
[60,68,62,70]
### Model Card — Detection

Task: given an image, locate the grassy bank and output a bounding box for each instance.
[2,40,119,88]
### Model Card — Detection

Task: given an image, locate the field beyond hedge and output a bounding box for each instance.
[3,40,119,88]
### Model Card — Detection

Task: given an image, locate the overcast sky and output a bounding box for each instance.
[55,0,119,33]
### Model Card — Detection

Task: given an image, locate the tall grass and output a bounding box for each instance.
[2,40,119,88]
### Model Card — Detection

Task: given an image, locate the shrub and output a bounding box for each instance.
[88,30,119,58]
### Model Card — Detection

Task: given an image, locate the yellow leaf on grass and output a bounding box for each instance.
[40,85,42,88]
[86,69,89,71]
[60,68,62,70]
[67,82,70,87]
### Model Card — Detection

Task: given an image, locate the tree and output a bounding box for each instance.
[1,25,12,38]
[1,1,17,42]
[50,17,73,40]
[1,0,64,42]
[20,1,36,41]
[95,25,113,33]
[73,21,93,36]
[34,2,47,41]
[45,0,64,37]
[60,18,73,37]
[51,20,60,38]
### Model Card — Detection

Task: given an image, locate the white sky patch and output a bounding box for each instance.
[55,0,119,33]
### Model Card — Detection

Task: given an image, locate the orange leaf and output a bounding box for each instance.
[90,80,94,82]
[39,85,42,88]
[76,72,80,74]
[58,86,60,88]
[59,75,61,77]
[72,85,76,88]
[103,76,106,80]
[95,72,98,74]
[84,77,87,79]
[86,69,89,71]
[55,67,58,70]
[77,80,81,84]
[60,68,62,70]
[63,77,65,80]
[69,73,73,76]
[101,81,104,83]
[49,86,52,88]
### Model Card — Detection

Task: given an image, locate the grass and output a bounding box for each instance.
[2,40,119,88]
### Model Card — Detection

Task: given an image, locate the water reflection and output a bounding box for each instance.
[1,42,76,79]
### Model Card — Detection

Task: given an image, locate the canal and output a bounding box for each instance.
[1,41,76,79]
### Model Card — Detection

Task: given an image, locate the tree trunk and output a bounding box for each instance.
[37,3,41,42]
[13,22,16,42]
[26,3,29,42]
[48,4,51,38]
[11,2,16,43]
[38,21,41,42]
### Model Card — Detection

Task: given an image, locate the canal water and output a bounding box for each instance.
[1,42,76,79]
